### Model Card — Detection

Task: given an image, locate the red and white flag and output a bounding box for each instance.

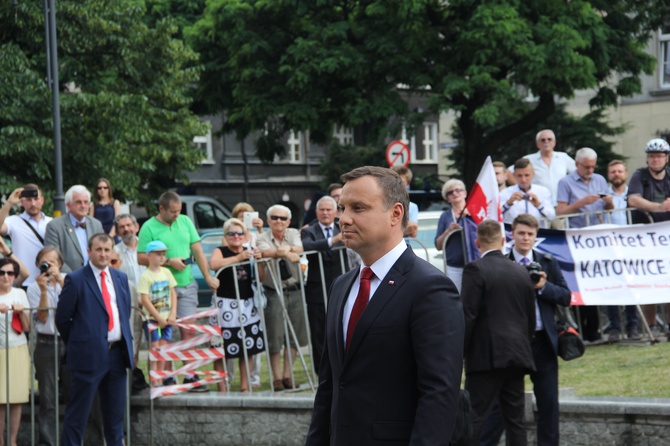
[465,156,502,224]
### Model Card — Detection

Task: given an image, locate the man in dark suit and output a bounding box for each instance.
[300,195,348,375]
[306,166,464,446]
[45,185,104,272]
[480,214,571,446]
[56,233,134,446]
[461,219,536,446]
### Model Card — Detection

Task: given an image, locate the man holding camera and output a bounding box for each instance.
[481,214,571,446]
[500,158,555,227]
[461,219,536,445]
[0,184,52,286]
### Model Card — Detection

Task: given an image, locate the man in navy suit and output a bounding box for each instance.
[301,195,348,375]
[306,166,464,446]
[56,233,134,446]
[480,214,571,446]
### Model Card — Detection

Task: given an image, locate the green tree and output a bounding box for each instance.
[0,0,206,208]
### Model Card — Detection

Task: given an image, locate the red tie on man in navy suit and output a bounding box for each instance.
[100,271,114,331]
[346,267,374,350]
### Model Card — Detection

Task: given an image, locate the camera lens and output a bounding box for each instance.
[39,262,50,273]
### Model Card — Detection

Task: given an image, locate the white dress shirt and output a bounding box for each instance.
[89,263,122,342]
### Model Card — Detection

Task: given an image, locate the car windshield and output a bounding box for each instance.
[415,217,438,247]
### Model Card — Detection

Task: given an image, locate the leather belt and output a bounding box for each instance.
[264,284,300,293]
[37,333,60,340]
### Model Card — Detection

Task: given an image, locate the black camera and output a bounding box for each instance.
[522,194,530,201]
[39,262,50,274]
[20,189,38,199]
[526,261,543,283]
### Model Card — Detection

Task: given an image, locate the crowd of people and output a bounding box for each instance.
[0,131,668,445]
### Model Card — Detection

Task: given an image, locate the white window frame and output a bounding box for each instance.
[278,130,304,163]
[660,25,670,88]
[400,122,438,164]
[193,128,214,164]
[333,126,354,145]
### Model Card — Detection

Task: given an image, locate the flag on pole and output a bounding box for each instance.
[465,156,502,224]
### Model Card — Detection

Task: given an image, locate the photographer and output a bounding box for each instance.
[481,214,571,446]
[27,247,66,446]
[500,158,555,227]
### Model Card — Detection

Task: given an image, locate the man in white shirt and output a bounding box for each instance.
[500,158,555,227]
[0,184,52,286]
[523,129,576,205]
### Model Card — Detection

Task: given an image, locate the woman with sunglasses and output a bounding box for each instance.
[434,179,479,292]
[209,218,265,392]
[0,257,31,446]
[89,178,122,237]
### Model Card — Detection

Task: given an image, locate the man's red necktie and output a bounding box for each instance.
[346,267,374,350]
[100,271,114,331]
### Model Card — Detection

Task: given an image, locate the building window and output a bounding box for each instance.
[333,126,354,145]
[400,122,438,164]
[660,24,670,87]
[193,128,214,164]
[279,130,304,163]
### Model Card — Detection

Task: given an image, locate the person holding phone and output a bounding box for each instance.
[0,184,52,287]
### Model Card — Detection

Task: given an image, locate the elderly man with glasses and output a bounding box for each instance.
[257,204,308,391]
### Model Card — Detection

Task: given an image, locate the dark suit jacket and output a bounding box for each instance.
[461,250,536,374]
[56,264,134,371]
[306,248,464,446]
[44,214,104,272]
[508,250,571,356]
[301,223,348,302]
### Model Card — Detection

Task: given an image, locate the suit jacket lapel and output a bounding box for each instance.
[64,217,84,259]
[332,269,357,367]
[83,264,107,313]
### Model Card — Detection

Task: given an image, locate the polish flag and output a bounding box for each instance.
[465,156,502,224]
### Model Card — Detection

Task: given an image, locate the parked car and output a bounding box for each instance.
[130,195,232,235]
[408,211,445,272]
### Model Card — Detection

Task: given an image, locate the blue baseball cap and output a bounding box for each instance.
[146,240,169,253]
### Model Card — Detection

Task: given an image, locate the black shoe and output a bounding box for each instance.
[132,367,149,391]
[184,375,209,393]
[162,376,176,386]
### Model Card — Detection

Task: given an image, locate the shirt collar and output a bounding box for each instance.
[365,240,407,283]
[68,213,86,226]
[89,262,110,278]
[512,249,533,264]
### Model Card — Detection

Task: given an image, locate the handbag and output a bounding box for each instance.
[556,307,585,361]
[278,259,293,281]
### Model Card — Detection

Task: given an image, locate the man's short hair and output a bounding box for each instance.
[608,159,627,170]
[441,179,466,201]
[492,161,506,171]
[35,246,64,268]
[158,191,181,210]
[340,166,409,229]
[476,220,503,246]
[514,158,532,171]
[390,165,413,183]
[512,214,540,232]
[266,204,292,220]
[114,213,138,228]
[327,183,343,196]
[575,147,598,162]
[64,185,91,205]
[316,195,337,209]
[88,233,114,249]
[535,129,556,141]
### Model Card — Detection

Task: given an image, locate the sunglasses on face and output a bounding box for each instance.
[446,188,465,197]
[270,215,289,221]
[97,186,109,190]
[539,138,554,142]
[0,270,16,277]
[226,231,245,237]
[110,259,121,265]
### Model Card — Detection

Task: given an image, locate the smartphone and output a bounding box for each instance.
[244,212,258,230]
[19,189,38,199]
[598,193,608,198]
[182,257,194,265]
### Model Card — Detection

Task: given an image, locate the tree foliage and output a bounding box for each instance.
[0,0,206,208]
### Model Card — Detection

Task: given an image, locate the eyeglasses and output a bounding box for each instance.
[539,138,554,142]
[97,186,109,190]
[269,215,289,221]
[446,188,465,197]
[0,270,16,277]
[226,231,245,237]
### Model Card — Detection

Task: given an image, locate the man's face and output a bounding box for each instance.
[267,209,290,235]
[329,188,342,203]
[159,200,181,224]
[512,223,537,256]
[576,157,597,181]
[338,176,402,263]
[88,238,114,270]
[494,167,506,187]
[536,131,556,153]
[646,152,668,174]
[513,166,534,191]
[116,217,139,243]
[316,200,337,226]
[21,191,44,217]
[66,191,90,220]
[607,163,627,187]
